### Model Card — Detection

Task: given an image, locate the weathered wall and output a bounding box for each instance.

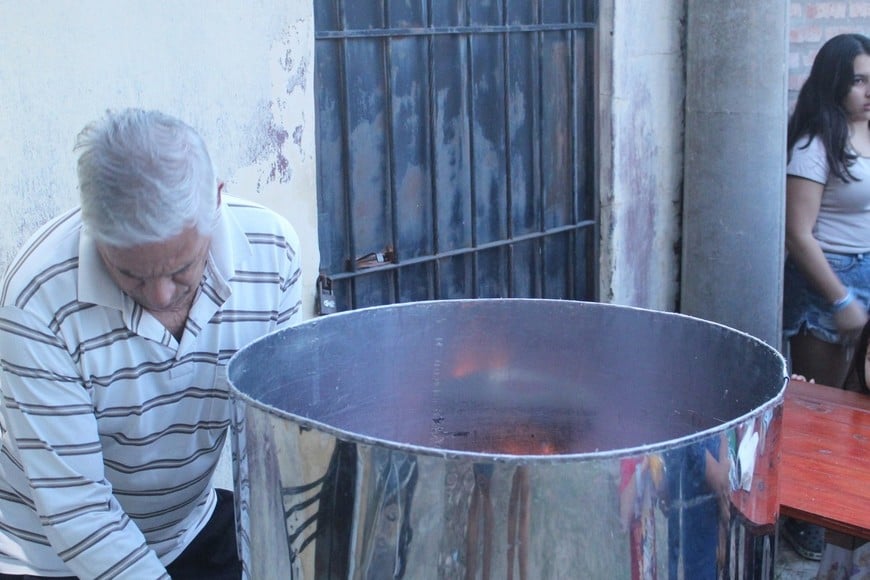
[0,1,320,317]
[598,0,686,310]
[680,1,788,349]
[3,2,852,325]
[599,0,815,341]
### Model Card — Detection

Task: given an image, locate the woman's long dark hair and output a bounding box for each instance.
[788,33,870,182]
[848,321,870,393]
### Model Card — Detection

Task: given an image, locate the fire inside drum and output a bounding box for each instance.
[228,299,787,580]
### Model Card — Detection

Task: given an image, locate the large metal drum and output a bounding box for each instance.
[227,299,787,579]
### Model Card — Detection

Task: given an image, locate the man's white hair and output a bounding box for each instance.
[76,108,218,247]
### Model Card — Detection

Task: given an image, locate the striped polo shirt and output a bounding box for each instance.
[0,195,302,578]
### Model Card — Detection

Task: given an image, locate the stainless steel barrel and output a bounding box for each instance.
[227,299,787,579]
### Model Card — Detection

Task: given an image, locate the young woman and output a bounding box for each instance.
[785,32,870,390]
[783,32,870,560]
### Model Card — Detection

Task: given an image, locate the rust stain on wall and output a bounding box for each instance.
[247,103,293,188]
[292,125,303,147]
[247,39,309,187]
[267,120,291,183]
[618,81,659,306]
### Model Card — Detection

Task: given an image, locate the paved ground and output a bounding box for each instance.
[777,538,818,579]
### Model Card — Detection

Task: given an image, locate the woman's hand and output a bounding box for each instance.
[834,299,868,343]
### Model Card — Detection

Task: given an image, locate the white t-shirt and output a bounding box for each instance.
[788,135,870,254]
[0,196,302,578]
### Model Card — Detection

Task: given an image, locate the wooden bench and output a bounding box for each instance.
[780,379,870,540]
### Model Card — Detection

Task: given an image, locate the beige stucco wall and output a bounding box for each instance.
[0,1,320,318]
[598,0,685,311]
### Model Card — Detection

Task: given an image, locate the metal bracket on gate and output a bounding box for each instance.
[316,274,337,315]
[349,246,396,270]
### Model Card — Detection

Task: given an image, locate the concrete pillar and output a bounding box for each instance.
[680,1,788,350]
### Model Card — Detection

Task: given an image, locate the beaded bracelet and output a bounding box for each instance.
[831,288,855,313]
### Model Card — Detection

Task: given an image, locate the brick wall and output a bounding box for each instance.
[789,1,870,108]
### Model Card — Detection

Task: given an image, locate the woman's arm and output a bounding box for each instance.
[785,175,868,336]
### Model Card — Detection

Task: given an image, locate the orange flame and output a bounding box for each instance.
[450,349,510,379]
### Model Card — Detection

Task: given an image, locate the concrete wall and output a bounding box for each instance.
[598,0,870,318]
[0,1,320,317]
[597,0,686,310]
[680,1,788,349]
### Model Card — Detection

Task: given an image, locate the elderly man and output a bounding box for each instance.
[0,109,302,578]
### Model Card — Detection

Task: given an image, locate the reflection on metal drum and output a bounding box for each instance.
[227,299,787,579]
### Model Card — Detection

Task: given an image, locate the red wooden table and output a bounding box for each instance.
[780,379,870,540]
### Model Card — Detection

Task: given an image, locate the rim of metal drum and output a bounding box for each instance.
[227,299,789,464]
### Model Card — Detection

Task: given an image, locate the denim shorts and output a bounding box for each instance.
[783,252,870,344]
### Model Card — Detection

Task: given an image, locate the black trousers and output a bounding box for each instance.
[0,488,242,580]
[166,488,242,579]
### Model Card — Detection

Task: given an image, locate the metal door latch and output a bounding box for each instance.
[316,274,337,315]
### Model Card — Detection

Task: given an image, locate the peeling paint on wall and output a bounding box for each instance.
[605,0,685,311]
[242,19,314,191]
[285,55,309,95]
[267,118,292,184]
[619,82,660,302]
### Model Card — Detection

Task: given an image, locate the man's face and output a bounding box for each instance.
[97,226,211,314]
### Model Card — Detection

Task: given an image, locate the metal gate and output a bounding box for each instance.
[314,0,597,314]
